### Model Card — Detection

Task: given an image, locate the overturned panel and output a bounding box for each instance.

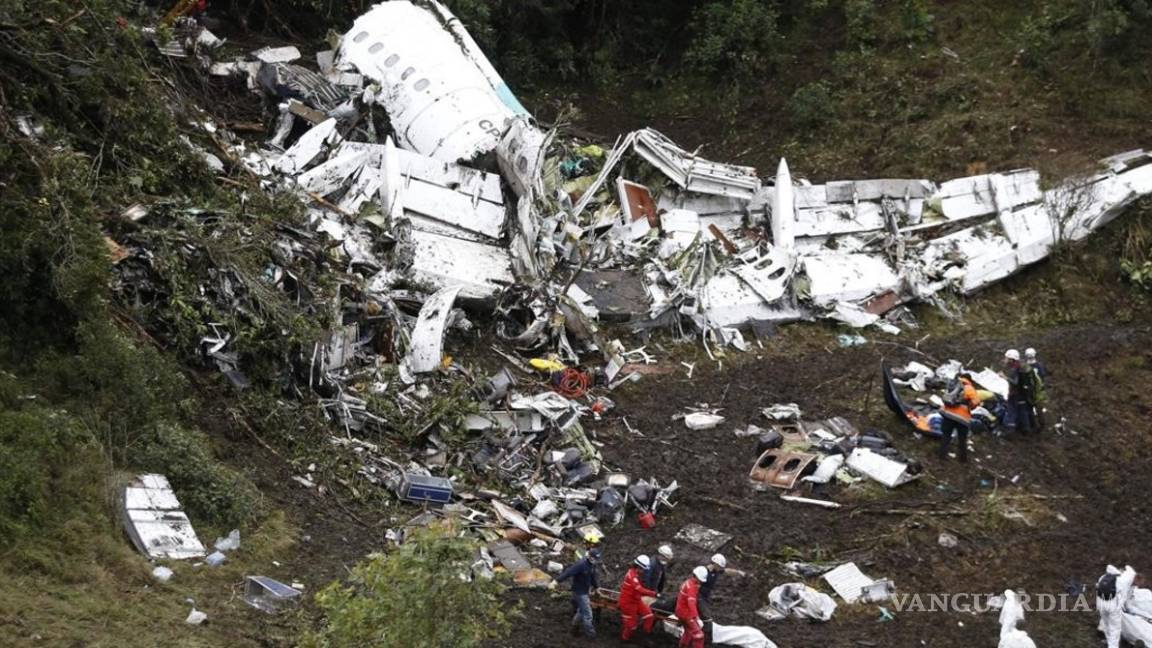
[336,0,526,162]
[122,474,206,560]
[749,450,818,490]
[731,248,794,304]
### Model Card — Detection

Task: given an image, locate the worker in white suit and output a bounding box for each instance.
[1097,565,1138,648]
[999,589,1037,648]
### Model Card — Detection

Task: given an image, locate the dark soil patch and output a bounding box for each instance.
[494,321,1152,648]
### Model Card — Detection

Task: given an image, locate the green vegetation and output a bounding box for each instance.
[304,526,513,648]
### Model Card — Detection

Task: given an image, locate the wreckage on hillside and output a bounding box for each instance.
[189,0,1152,353]
[107,0,1152,599]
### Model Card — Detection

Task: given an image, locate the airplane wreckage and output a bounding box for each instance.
[185,0,1152,358]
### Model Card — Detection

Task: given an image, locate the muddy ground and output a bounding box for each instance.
[491,312,1152,648]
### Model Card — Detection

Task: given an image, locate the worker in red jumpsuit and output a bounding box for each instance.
[619,555,658,641]
[676,566,709,648]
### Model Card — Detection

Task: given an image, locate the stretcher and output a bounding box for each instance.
[589,588,679,623]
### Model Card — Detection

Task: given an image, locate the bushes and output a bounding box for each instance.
[1020,0,1152,67]
[304,526,512,648]
[685,0,783,78]
[0,399,106,546]
[135,423,261,527]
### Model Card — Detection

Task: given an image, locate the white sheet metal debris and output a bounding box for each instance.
[406,286,463,374]
[121,474,206,560]
[823,562,880,603]
[846,448,919,488]
[633,129,759,199]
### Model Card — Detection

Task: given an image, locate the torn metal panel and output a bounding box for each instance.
[617,178,659,227]
[633,128,760,199]
[932,169,1041,221]
[296,149,369,196]
[275,118,342,175]
[824,179,934,203]
[324,140,507,239]
[794,201,886,238]
[122,474,206,560]
[801,254,900,307]
[697,272,807,328]
[498,117,550,199]
[405,229,514,300]
[845,448,918,487]
[406,285,462,374]
[921,227,1020,295]
[657,190,752,219]
[1066,155,1152,239]
[336,0,525,162]
[731,247,794,304]
[749,450,818,490]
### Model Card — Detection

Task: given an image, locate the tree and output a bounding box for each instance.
[304,525,513,648]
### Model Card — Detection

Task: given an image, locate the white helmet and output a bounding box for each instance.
[711,553,727,569]
[1005,349,1021,361]
[634,555,650,569]
[1025,348,1037,359]
[693,566,709,581]
[658,544,674,561]
[929,395,944,409]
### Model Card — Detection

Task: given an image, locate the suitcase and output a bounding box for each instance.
[397,474,453,504]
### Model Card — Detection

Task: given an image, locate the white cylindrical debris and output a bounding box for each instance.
[772,158,796,253]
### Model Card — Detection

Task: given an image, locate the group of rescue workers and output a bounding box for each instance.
[552,542,728,646]
[934,347,1049,463]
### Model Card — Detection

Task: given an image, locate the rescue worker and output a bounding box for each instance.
[619,555,658,641]
[1002,350,1038,434]
[1097,564,1137,648]
[676,566,709,648]
[1024,348,1049,382]
[697,553,726,623]
[643,544,674,594]
[936,377,975,462]
[1025,348,1049,431]
[552,548,602,638]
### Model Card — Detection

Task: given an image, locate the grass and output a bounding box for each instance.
[0,511,302,647]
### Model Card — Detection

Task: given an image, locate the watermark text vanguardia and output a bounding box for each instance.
[889,591,1094,613]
